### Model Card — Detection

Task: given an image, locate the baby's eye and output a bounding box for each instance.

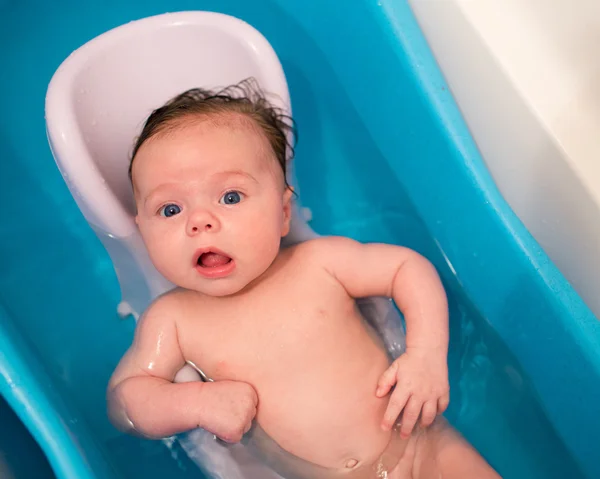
[159,204,182,217]
[220,191,244,205]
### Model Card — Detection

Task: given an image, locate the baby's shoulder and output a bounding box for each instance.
[140,288,197,326]
[286,236,358,260]
[281,236,360,277]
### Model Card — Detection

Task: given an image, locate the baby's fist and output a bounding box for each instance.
[201,380,258,443]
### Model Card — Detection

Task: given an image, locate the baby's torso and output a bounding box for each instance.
[175,247,394,472]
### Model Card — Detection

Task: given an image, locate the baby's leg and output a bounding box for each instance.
[414,418,501,479]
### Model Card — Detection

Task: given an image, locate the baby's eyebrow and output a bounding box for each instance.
[143,183,181,208]
[215,169,259,184]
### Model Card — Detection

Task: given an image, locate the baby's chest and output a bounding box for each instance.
[181,289,358,382]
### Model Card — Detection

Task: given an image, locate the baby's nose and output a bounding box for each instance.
[186,208,220,235]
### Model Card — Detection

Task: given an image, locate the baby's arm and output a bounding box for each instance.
[312,237,449,437]
[107,293,257,441]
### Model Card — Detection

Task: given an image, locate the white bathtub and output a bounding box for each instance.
[410,0,600,318]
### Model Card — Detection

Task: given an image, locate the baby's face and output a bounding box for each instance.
[132,117,292,297]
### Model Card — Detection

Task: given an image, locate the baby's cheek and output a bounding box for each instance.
[255,229,282,265]
[144,230,178,270]
[147,247,171,277]
[142,230,164,257]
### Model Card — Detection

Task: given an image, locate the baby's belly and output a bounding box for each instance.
[252,342,393,471]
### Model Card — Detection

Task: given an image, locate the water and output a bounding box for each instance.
[0,0,594,478]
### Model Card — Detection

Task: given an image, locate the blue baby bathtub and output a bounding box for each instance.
[0,395,55,477]
[1,1,599,478]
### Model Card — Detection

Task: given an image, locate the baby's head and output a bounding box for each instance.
[130,79,296,297]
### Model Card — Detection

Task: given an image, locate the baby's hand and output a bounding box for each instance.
[200,380,258,443]
[376,348,449,439]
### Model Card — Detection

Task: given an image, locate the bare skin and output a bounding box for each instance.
[108,115,500,478]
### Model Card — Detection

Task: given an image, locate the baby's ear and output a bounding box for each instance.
[134,203,141,225]
[281,187,294,237]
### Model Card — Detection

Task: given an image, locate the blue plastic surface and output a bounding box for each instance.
[1,1,600,478]
[0,394,55,478]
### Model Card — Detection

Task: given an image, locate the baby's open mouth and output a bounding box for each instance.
[194,249,235,279]
[197,251,232,268]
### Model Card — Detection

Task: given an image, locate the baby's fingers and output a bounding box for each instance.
[400,396,423,438]
[420,400,437,428]
[376,361,399,398]
[438,392,450,415]
[381,387,409,431]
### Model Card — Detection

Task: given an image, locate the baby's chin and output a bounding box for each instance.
[195,283,247,298]
[177,276,253,298]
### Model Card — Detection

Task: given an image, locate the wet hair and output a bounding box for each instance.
[129,77,296,190]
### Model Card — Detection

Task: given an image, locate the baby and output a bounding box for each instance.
[108,80,500,478]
